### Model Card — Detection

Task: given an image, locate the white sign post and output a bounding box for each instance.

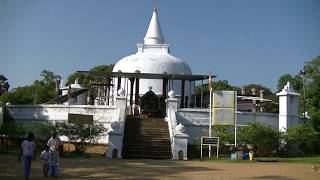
[201,136,219,159]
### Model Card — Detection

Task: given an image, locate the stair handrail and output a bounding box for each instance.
[179,111,206,125]
[167,108,176,142]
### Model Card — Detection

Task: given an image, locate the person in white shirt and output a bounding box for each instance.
[47,132,62,152]
[39,146,50,177]
[20,133,36,180]
[47,132,62,177]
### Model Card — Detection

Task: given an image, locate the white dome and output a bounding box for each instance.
[112,7,194,104]
[113,52,192,75]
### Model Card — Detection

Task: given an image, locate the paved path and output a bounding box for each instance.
[1,154,320,179]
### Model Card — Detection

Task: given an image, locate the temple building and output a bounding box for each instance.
[2,7,305,160]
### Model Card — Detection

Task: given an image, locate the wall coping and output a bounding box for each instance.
[6,104,116,109]
[178,108,278,117]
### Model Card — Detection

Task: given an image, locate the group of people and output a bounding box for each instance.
[20,132,62,180]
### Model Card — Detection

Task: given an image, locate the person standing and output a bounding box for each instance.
[47,132,63,177]
[39,146,50,177]
[20,133,36,180]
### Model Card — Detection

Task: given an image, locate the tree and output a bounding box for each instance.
[40,70,61,86]
[66,64,114,87]
[195,80,240,107]
[304,57,320,132]
[0,70,60,104]
[282,125,320,156]
[55,121,107,152]
[277,74,303,92]
[278,56,320,132]
[0,74,9,96]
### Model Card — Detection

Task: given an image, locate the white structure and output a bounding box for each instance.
[107,94,127,158]
[113,8,193,101]
[276,82,300,132]
[166,94,189,160]
[60,79,86,105]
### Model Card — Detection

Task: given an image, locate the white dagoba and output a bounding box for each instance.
[61,79,86,105]
[113,8,193,102]
[276,82,300,132]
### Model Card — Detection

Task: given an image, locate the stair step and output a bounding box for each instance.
[123,116,171,159]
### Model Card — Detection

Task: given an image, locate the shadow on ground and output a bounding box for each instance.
[0,153,218,179]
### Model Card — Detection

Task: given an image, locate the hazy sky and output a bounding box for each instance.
[0,0,319,91]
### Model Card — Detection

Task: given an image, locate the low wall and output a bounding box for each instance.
[5,104,118,144]
[176,108,303,142]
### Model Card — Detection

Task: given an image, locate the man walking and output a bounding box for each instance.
[47,132,63,177]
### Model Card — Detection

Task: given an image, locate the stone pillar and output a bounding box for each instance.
[162,78,168,98]
[115,89,127,121]
[135,78,140,105]
[276,82,300,132]
[166,90,179,112]
[107,121,123,158]
[129,78,135,115]
[172,124,189,160]
[134,78,140,115]
[180,80,185,108]
[117,78,121,95]
[107,90,127,158]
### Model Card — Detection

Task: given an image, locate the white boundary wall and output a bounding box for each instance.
[176,108,304,143]
[5,104,119,144]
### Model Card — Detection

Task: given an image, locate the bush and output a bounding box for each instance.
[282,125,320,156]
[212,126,235,155]
[55,121,107,152]
[0,120,54,152]
[24,122,55,150]
[237,122,281,156]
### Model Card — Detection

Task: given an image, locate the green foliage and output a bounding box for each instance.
[237,122,280,156]
[66,64,114,87]
[212,126,235,154]
[0,70,58,104]
[55,121,107,152]
[282,125,320,156]
[0,109,55,151]
[40,70,61,86]
[277,74,303,92]
[304,57,320,132]
[24,122,55,149]
[195,80,240,107]
[0,74,9,96]
[197,123,281,157]
[278,56,320,132]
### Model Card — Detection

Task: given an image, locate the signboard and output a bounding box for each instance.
[202,137,219,145]
[201,136,219,159]
[212,91,237,125]
[68,113,93,125]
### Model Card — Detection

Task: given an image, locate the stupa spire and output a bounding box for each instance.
[144,7,165,45]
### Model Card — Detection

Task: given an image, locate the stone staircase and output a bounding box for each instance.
[122,116,172,159]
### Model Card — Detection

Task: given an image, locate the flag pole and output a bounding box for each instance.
[208,74,212,158]
[234,91,237,147]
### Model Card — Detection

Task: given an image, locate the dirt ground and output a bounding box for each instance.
[0,154,320,180]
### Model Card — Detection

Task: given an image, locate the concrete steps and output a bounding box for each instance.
[122,116,171,159]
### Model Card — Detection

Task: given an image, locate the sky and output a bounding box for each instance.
[0,0,319,92]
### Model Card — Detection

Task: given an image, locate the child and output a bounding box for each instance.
[40,146,50,177]
[48,150,60,177]
[20,133,36,180]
